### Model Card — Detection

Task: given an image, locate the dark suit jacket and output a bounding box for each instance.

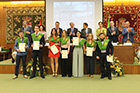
[30,34,45,51]
[21,26,34,41]
[81,28,92,38]
[122,27,135,43]
[107,27,119,42]
[96,40,114,57]
[67,28,78,40]
[55,28,63,37]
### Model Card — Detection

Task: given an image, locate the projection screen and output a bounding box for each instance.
[45,0,103,39]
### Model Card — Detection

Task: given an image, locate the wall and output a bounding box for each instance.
[0,1,45,49]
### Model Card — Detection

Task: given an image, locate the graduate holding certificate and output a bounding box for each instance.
[96,33,114,80]
[73,37,79,45]
[13,30,29,79]
[72,31,86,77]
[85,33,96,78]
[30,25,45,79]
[48,28,60,77]
[60,30,71,77]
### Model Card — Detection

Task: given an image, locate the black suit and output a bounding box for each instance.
[81,28,92,39]
[67,28,78,42]
[107,27,119,42]
[30,34,45,77]
[96,39,114,78]
[56,28,63,37]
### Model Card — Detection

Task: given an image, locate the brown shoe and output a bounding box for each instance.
[90,75,94,78]
[13,76,18,79]
[23,75,28,79]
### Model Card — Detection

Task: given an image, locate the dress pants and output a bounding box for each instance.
[15,55,27,76]
[99,53,111,78]
[61,48,72,77]
[86,55,95,75]
[32,50,43,76]
[73,47,84,77]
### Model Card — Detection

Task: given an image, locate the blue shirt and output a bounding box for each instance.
[14,37,30,56]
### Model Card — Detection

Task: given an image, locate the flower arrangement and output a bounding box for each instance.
[26,58,50,76]
[110,57,124,77]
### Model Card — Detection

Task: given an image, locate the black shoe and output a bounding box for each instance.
[108,77,112,80]
[100,76,105,79]
[41,75,45,79]
[30,76,35,79]
[62,75,66,77]
[68,75,72,77]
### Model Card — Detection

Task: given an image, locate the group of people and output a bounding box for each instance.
[13,20,135,80]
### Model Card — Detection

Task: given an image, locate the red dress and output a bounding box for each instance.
[48,37,60,58]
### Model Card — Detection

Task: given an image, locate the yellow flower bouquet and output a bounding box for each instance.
[26,58,50,76]
[111,57,124,77]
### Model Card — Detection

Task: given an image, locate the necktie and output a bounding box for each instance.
[112,27,114,32]
[24,28,27,32]
[71,28,74,33]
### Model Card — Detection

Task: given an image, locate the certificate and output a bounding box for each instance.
[86,47,93,56]
[19,43,25,52]
[107,55,113,63]
[73,37,79,45]
[112,42,118,46]
[33,41,39,50]
[50,45,59,55]
[123,43,132,45]
[62,50,68,59]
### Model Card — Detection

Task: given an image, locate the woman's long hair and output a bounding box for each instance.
[62,30,67,37]
[50,28,58,38]
[87,33,94,42]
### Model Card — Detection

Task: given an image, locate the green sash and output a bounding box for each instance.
[24,32,27,37]
[97,39,109,50]
[48,36,60,43]
[60,36,70,45]
[17,37,28,46]
[23,28,28,37]
[86,40,96,47]
[31,33,43,41]
[75,38,86,47]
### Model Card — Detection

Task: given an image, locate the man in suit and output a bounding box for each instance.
[21,21,34,42]
[96,33,114,80]
[55,21,63,37]
[30,25,45,79]
[81,22,92,39]
[122,21,135,43]
[67,22,78,42]
[107,21,119,43]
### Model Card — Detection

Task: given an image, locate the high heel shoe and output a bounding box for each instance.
[52,72,55,77]
[55,72,58,77]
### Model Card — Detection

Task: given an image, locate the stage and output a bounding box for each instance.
[0,58,140,74]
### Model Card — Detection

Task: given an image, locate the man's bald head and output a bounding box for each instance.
[23,21,27,27]
[125,21,130,28]
[110,21,114,27]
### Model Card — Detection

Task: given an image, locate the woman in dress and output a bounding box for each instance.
[85,33,96,78]
[72,31,86,77]
[48,28,60,77]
